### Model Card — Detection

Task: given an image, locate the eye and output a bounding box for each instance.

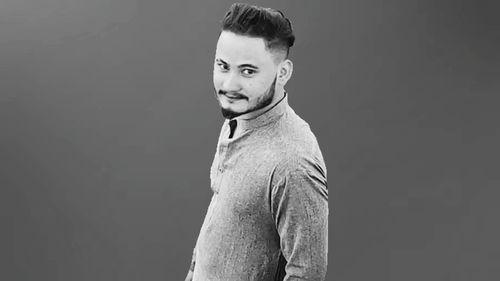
[241,68,257,76]
[216,62,229,71]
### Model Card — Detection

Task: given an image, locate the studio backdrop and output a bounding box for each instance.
[1,0,499,280]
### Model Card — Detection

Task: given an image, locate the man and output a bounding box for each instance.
[185,3,328,281]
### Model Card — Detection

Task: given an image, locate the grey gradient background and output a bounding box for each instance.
[1,0,499,280]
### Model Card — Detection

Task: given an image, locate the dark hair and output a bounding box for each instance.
[221,3,295,58]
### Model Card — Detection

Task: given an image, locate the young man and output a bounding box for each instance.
[185,3,328,281]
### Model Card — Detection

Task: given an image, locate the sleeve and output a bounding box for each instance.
[190,193,218,272]
[189,246,196,272]
[271,158,329,281]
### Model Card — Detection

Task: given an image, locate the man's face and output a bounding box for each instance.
[213,31,279,119]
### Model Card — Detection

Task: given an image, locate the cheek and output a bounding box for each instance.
[246,81,269,98]
[213,73,222,88]
[212,71,220,86]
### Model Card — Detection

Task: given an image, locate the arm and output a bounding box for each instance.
[271,160,329,280]
[184,269,193,281]
[184,247,196,281]
[185,192,217,280]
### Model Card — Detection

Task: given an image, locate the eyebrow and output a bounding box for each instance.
[216,58,259,70]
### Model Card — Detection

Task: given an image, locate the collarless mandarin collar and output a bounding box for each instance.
[227,93,288,132]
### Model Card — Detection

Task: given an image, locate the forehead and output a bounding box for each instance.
[215,31,275,65]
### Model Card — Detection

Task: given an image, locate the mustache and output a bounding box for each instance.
[218,90,248,100]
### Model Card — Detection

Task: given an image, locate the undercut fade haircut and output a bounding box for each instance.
[221,3,295,58]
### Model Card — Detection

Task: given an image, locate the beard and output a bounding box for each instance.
[216,77,277,120]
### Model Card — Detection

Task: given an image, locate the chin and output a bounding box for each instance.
[221,107,243,119]
[220,101,246,115]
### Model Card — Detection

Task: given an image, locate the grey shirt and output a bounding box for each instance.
[192,94,328,281]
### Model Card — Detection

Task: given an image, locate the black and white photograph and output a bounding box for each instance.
[1,1,499,280]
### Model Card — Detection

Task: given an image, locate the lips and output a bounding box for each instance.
[220,92,246,100]
[225,95,244,100]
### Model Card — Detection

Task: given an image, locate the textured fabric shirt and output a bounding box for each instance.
[192,94,328,281]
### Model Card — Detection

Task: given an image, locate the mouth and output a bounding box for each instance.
[225,95,244,101]
[220,92,247,101]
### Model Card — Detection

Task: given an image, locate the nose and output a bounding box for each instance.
[221,71,241,92]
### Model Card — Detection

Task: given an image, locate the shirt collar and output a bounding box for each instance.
[229,92,288,131]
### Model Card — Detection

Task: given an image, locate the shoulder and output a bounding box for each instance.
[275,151,327,184]
[271,107,326,173]
[266,139,327,197]
[268,151,329,206]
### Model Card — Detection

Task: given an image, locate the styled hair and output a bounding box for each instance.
[221,3,295,58]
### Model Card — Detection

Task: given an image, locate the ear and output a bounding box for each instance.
[277,59,293,86]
